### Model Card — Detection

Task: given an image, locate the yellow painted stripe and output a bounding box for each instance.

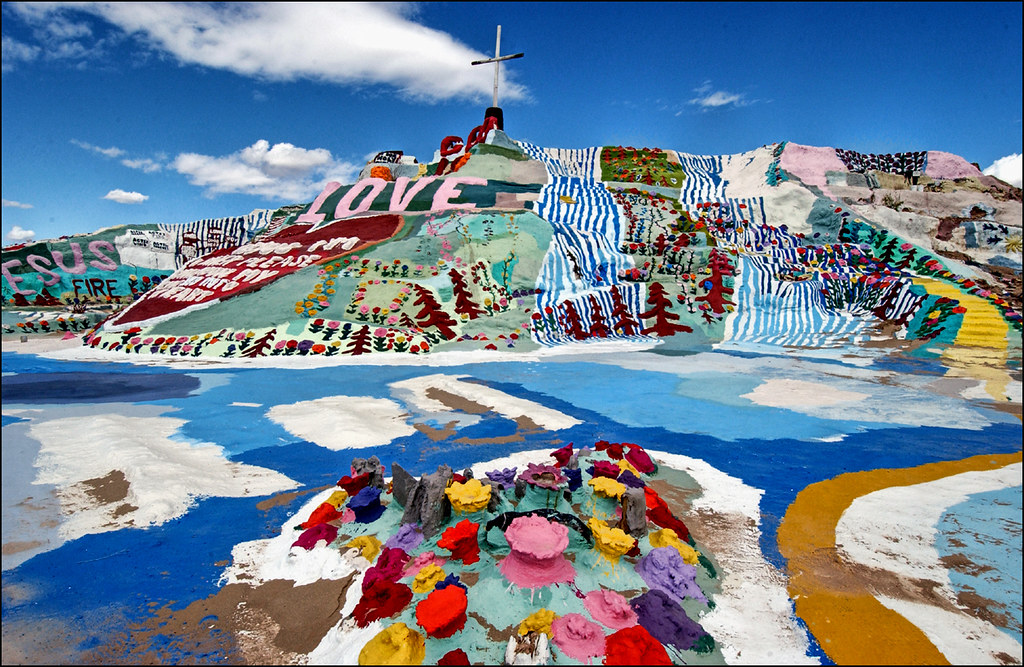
[913,277,1011,402]
[779,451,1022,665]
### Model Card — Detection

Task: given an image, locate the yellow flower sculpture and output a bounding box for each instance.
[616,458,641,477]
[411,564,446,593]
[588,476,626,500]
[358,622,425,665]
[445,478,491,513]
[347,535,382,563]
[588,518,635,563]
[325,490,349,509]
[518,608,559,637]
[649,528,700,565]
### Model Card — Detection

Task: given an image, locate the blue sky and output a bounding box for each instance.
[2,1,1021,243]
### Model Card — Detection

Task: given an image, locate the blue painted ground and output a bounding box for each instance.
[2,348,1020,663]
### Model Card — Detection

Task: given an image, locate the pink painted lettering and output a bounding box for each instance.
[431,176,486,211]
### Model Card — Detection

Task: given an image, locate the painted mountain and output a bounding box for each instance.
[3,127,1021,380]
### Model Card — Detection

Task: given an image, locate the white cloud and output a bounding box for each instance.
[172,139,359,201]
[1,35,42,71]
[71,139,125,158]
[689,80,751,110]
[983,153,1022,188]
[2,199,34,210]
[14,3,525,104]
[103,189,148,204]
[122,157,163,173]
[6,225,36,242]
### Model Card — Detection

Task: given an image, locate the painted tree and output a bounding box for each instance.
[559,300,588,340]
[609,285,640,335]
[241,328,277,358]
[346,325,373,355]
[587,295,611,337]
[640,282,693,337]
[412,284,458,340]
[692,249,735,315]
[449,268,486,320]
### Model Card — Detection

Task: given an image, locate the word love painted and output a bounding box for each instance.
[297,176,487,229]
[105,215,403,330]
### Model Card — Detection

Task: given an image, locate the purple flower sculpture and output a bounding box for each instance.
[564,467,583,492]
[518,462,567,491]
[485,467,517,489]
[618,469,645,489]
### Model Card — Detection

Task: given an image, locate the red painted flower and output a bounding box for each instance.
[550,442,574,467]
[437,519,481,565]
[644,486,691,542]
[589,460,620,479]
[437,648,470,665]
[625,445,656,474]
[299,501,344,529]
[595,440,625,460]
[604,625,671,665]
[415,584,468,638]
[337,472,371,495]
[352,579,412,627]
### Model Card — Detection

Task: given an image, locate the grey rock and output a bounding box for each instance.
[351,456,385,489]
[390,462,417,508]
[620,487,648,539]
[400,464,454,537]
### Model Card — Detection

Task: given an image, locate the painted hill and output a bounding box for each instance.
[3,125,1021,368]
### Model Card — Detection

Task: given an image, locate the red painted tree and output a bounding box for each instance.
[587,295,611,337]
[346,325,373,355]
[693,249,735,315]
[610,285,640,335]
[448,268,485,320]
[241,328,277,358]
[640,282,693,337]
[412,285,458,340]
[559,301,588,340]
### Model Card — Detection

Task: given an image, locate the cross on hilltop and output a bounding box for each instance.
[471,25,524,125]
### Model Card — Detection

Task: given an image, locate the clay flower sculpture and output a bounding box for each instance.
[617,469,644,488]
[345,535,382,563]
[550,613,606,663]
[587,460,620,480]
[347,486,386,523]
[587,518,636,564]
[445,478,491,513]
[402,551,447,577]
[603,624,672,666]
[437,519,481,564]
[636,547,707,604]
[361,547,411,592]
[563,467,583,492]
[644,486,691,541]
[358,622,425,665]
[485,467,517,488]
[518,608,559,637]
[434,572,468,592]
[337,471,371,495]
[625,444,656,474]
[353,579,413,627]
[649,528,700,565]
[583,589,638,630]
[291,522,338,551]
[415,584,469,638]
[384,523,424,551]
[518,462,567,490]
[550,442,573,467]
[595,440,626,459]
[630,589,714,653]
[588,476,627,500]
[437,648,471,665]
[299,500,344,529]
[500,515,576,589]
[411,564,447,593]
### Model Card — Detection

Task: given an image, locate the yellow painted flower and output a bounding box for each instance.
[588,476,626,500]
[649,528,700,565]
[518,608,559,637]
[295,306,304,314]
[325,490,349,509]
[326,288,336,295]
[445,478,491,513]
[411,564,446,593]
[588,518,635,563]
[358,623,425,666]
[347,535,382,563]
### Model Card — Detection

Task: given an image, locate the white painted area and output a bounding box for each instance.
[836,463,1022,664]
[266,395,418,450]
[875,595,1022,664]
[741,378,869,408]
[390,373,582,430]
[29,414,297,540]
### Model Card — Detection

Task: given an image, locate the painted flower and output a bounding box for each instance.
[437,519,481,565]
[550,443,573,467]
[445,479,491,514]
[589,476,627,500]
[518,608,559,637]
[411,564,446,593]
[485,467,517,488]
[415,584,468,639]
[588,518,635,562]
[357,622,423,664]
[518,462,567,491]
[604,625,671,665]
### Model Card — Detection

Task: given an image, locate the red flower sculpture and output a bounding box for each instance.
[595,440,625,460]
[644,486,690,542]
[625,445,656,474]
[550,442,574,467]
[352,579,413,627]
[589,460,620,479]
[337,472,371,495]
[298,501,344,530]
[361,547,411,592]
[604,625,672,665]
[415,584,468,638]
[437,648,471,665]
[437,519,481,565]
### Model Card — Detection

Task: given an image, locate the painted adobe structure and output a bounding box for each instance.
[2,121,1022,665]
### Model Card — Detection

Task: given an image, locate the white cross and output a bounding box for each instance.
[471,25,524,108]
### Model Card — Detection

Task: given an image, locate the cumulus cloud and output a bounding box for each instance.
[9,2,525,103]
[6,225,36,242]
[71,139,125,158]
[688,80,751,110]
[983,153,1022,188]
[172,139,359,201]
[3,199,34,209]
[103,189,148,204]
